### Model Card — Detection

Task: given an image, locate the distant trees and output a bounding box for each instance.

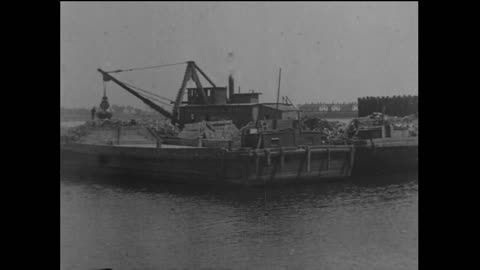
[60,105,167,122]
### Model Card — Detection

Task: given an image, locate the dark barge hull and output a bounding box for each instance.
[60,143,355,186]
[352,137,418,176]
[60,137,417,186]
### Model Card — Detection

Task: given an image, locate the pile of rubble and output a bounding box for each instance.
[341,112,419,139]
[301,117,348,138]
[60,123,92,143]
[178,120,240,140]
[60,118,180,144]
[387,114,418,136]
[135,119,179,136]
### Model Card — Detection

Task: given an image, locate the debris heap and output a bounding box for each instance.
[341,113,419,139]
[60,119,180,144]
[300,117,348,139]
[178,120,240,140]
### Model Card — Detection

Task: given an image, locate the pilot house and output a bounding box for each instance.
[179,76,299,128]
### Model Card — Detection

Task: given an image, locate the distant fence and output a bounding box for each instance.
[358,95,418,117]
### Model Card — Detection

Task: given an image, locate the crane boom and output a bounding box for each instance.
[98,61,217,126]
[97,68,177,123]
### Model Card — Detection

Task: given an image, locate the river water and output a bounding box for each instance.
[60,173,418,270]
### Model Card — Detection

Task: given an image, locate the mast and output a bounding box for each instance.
[276,68,282,113]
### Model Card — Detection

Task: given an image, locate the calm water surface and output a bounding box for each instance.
[61,173,417,270]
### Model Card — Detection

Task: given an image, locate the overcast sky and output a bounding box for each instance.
[61,2,417,109]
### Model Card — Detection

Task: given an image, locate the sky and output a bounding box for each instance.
[60,2,417,109]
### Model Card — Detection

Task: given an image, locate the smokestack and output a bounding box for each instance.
[228,75,234,100]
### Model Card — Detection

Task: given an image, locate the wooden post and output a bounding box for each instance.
[265,149,271,167]
[349,146,356,174]
[275,68,282,112]
[327,147,330,171]
[280,147,285,170]
[293,130,297,146]
[370,138,376,154]
[256,134,263,149]
[274,68,282,130]
[254,151,260,176]
[156,139,161,148]
[306,146,311,172]
[117,126,121,145]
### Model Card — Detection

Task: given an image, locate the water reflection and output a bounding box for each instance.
[61,173,417,270]
[62,172,416,204]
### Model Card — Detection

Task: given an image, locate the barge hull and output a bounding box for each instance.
[352,137,418,175]
[60,143,354,186]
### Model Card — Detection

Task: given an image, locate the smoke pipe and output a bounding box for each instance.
[228,75,234,100]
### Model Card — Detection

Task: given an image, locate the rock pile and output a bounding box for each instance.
[60,118,180,144]
[387,114,418,136]
[178,120,240,140]
[341,113,419,139]
[301,117,348,139]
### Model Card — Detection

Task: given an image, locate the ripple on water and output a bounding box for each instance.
[61,175,418,270]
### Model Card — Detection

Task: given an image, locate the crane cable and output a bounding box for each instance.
[105,61,187,73]
[102,63,181,109]
[136,92,173,107]
[102,74,174,108]
[116,80,174,107]
[122,82,173,107]
[122,81,174,103]
[102,80,107,97]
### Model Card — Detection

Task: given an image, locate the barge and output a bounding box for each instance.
[60,121,417,186]
[60,61,417,185]
[61,143,356,186]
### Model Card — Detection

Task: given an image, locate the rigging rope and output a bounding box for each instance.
[105,61,187,73]
[137,92,173,107]
[102,80,107,97]
[119,81,173,107]
[122,81,174,103]
[102,71,175,109]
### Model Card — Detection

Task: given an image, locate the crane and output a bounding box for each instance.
[97,61,217,126]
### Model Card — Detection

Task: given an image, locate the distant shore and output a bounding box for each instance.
[60,105,166,123]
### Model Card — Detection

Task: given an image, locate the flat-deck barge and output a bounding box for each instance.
[60,135,417,186]
[60,61,417,186]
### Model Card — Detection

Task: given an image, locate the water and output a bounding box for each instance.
[60,173,417,270]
